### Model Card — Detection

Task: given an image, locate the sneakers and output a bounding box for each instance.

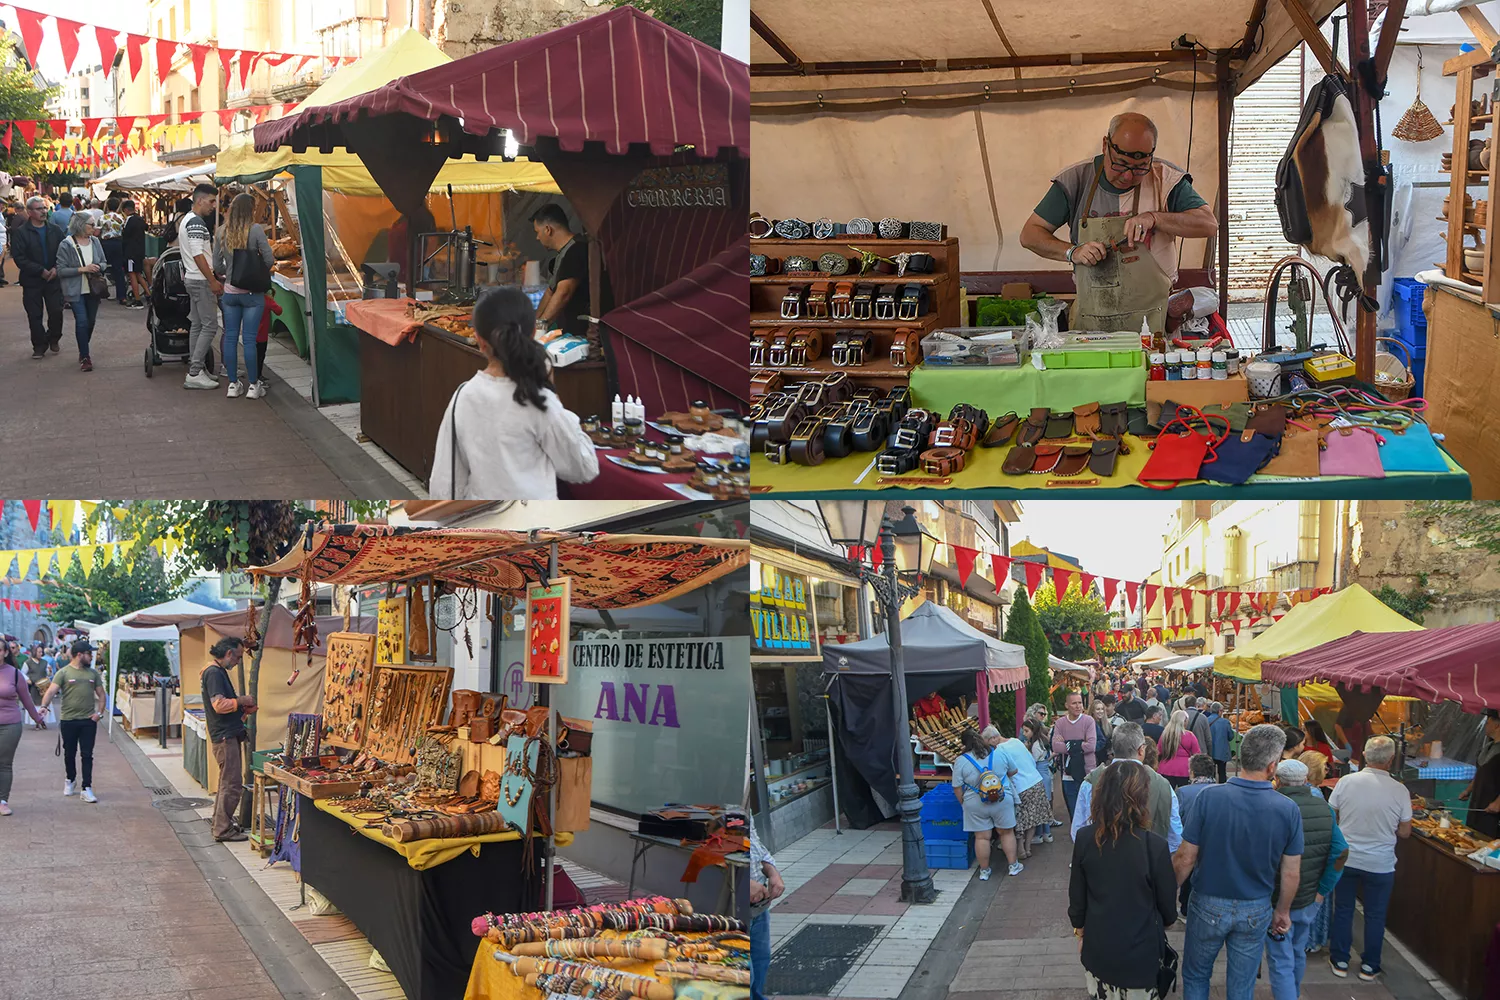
[64,779,76,796]
[1008,862,1025,877]
[1330,959,1349,978]
[81,787,97,804]
[978,867,992,881]
[1043,830,1054,843]
[226,380,245,398]
[1359,965,1381,982]
[246,380,266,399]
[0,801,11,816]
[80,357,92,372]
[184,370,219,389]
[1030,833,1045,846]
[48,339,60,354]
[31,349,44,359]
[1050,818,1064,827]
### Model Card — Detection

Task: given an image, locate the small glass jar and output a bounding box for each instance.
[1211,351,1228,380]
[1225,349,1240,376]
[1181,350,1198,380]
[611,423,628,447]
[1196,347,1213,379]
[665,432,685,455]
[580,415,599,435]
[1149,352,1166,381]
[624,416,644,439]
[1165,351,1181,380]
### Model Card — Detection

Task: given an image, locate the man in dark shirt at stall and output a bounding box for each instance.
[202,636,256,842]
[532,203,612,343]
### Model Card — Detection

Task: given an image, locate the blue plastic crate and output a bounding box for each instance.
[1412,356,1427,398]
[922,817,967,843]
[924,836,974,870]
[1392,324,1427,360]
[920,784,967,842]
[1391,278,1428,344]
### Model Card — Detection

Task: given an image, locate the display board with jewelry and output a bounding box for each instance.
[469,896,751,1000]
[361,663,455,764]
[321,632,378,750]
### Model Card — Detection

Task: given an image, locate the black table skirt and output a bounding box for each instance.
[300,796,528,1000]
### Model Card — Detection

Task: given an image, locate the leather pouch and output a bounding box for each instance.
[1320,425,1385,478]
[1072,402,1101,437]
[1019,408,1049,446]
[450,690,482,728]
[480,770,502,803]
[1259,426,1321,478]
[1376,423,1449,473]
[1054,445,1092,476]
[459,769,481,797]
[1138,408,1228,490]
[1246,404,1289,438]
[1044,410,1074,440]
[1203,430,1278,485]
[1099,401,1129,436]
[1002,443,1037,475]
[1088,438,1120,476]
[1030,444,1063,474]
[469,715,495,742]
[982,412,1020,448]
[525,705,553,739]
[1127,406,1154,437]
[1199,402,1252,433]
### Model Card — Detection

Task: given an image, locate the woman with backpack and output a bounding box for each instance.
[0,644,47,816]
[951,728,1023,880]
[213,193,274,399]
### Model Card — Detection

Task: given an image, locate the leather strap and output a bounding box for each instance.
[830,282,854,319]
[822,412,854,459]
[929,418,978,451]
[767,333,790,367]
[789,328,824,365]
[876,447,921,475]
[749,371,783,399]
[821,370,854,402]
[898,283,926,321]
[874,288,899,320]
[806,282,831,319]
[780,285,807,319]
[851,283,877,319]
[851,410,889,451]
[920,447,966,476]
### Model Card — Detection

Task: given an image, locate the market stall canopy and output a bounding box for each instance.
[255,8,748,159]
[138,162,216,192]
[1130,643,1179,664]
[1050,655,1093,679]
[249,523,747,610]
[125,604,375,656]
[1262,621,1500,715]
[1215,584,1423,683]
[89,598,224,665]
[822,600,1029,691]
[1158,653,1215,673]
[218,29,560,195]
[97,153,184,191]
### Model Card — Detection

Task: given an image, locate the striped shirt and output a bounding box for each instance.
[178,211,212,280]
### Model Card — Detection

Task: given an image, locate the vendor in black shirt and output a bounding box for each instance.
[532,203,612,342]
[202,636,256,843]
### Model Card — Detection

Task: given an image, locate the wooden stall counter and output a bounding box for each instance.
[1387,830,1500,999]
[118,691,183,731]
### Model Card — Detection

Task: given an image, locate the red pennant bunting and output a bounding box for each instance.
[1273,614,1285,622]
[126,33,148,81]
[218,47,236,84]
[1162,586,1176,614]
[1089,634,1099,652]
[238,50,259,90]
[1094,631,1107,645]
[1123,580,1139,614]
[1215,591,1226,618]
[1133,628,1143,644]
[1143,583,1159,613]
[81,117,103,137]
[1023,561,1045,597]
[262,52,295,67]
[145,113,169,128]
[13,7,44,71]
[47,118,68,136]
[1053,567,1073,598]
[990,555,1011,586]
[1101,577,1118,610]
[952,545,979,587]
[217,108,236,133]
[188,43,211,85]
[16,120,37,146]
[1061,632,1072,643]
[180,110,203,123]
[1232,619,1243,634]
[156,38,179,84]
[54,17,85,73]
[1078,572,1095,597]
[2,122,10,155]
[2,599,11,611]
[294,54,315,74]
[95,27,121,75]
[1181,589,1195,614]
[21,500,41,531]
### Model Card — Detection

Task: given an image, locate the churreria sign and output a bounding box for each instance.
[625,164,730,208]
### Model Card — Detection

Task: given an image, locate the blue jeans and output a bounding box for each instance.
[1306,895,1331,952]
[1265,901,1318,1000]
[751,909,770,1000]
[1061,778,1081,820]
[1182,892,1274,1000]
[101,237,126,302]
[68,293,99,359]
[1330,866,1395,972]
[220,291,265,384]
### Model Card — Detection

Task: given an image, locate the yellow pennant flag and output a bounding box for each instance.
[96,544,113,568]
[16,550,35,579]
[78,501,98,520]
[48,500,78,533]
[75,546,94,574]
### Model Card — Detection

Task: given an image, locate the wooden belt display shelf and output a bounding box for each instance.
[750,236,961,389]
[1442,17,1500,298]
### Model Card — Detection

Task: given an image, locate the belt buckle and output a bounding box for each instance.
[830,291,853,320]
[806,291,829,319]
[898,295,921,321]
[830,337,851,367]
[749,336,768,367]
[780,290,803,320]
[852,296,873,320]
[767,335,790,368]
[874,295,897,321]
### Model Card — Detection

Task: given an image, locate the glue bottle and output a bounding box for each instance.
[612,394,625,425]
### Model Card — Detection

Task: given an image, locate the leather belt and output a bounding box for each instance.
[748,215,774,239]
[780,285,807,320]
[812,218,838,240]
[874,288,899,321]
[788,328,823,366]
[831,330,873,367]
[784,256,816,275]
[750,370,782,399]
[908,221,945,241]
[788,417,827,465]
[948,403,990,436]
[903,252,937,274]
[877,218,904,239]
[749,254,768,277]
[851,283,876,320]
[929,418,979,452]
[823,410,855,458]
[749,334,768,368]
[818,252,851,276]
[830,282,854,319]
[763,397,808,443]
[767,332,791,367]
[805,282,830,319]
[890,328,921,368]
[897,283,927,321]
[773,218,811,239]
[851,409,889,451]
[848,218,875,236]
[876,447,921,475]
[920,447,966,477]
[821,370,854,403]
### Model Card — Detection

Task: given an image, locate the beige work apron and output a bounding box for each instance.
[1071,165,1172,334]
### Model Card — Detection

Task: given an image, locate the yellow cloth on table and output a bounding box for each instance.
[315,798,573,871]
[465,930,749,1000]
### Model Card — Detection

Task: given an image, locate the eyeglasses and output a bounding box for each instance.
[1107,138,1155,173]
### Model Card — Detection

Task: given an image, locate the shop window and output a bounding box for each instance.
[500,503,750,817]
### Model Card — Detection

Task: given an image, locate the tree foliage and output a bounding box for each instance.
[610,0,722,47]
[39,547,178,625]
[992,586,1051,736]
[0,38,60,176]
[1033,580,1113,663]
[1411,501,1500,556]
[1372,573,1432,626]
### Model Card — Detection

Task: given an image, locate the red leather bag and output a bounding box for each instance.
[1137,406,1229,490]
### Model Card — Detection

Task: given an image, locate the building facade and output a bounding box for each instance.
[0,500,72,646]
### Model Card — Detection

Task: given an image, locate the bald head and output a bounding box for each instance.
[1108,113,1159,144]
[1102,112,1157,189]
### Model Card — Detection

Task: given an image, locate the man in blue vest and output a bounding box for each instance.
[1266,758,1348,1000]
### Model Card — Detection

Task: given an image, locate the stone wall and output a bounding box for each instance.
[1351,501,1500,626]
[430,0,609,58]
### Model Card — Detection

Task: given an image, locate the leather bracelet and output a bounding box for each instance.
[920,447,967,476]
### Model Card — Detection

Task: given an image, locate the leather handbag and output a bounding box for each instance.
[1202,430,1279,484]
[1259,426,1321,478]
[1245,403,1290,438]
[1138,408,1229,490]
[1376,422,1449,473]
[1320,425,1385,477]
[230,239,273,293]
[1158,940,1180,997]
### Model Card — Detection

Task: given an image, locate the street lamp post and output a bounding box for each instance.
[820,502,938,904]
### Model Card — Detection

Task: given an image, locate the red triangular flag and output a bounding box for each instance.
[1162,586,1176,613]
[1023,561,1045,597]
[156,38,179,84]
[262,52,294,67]
[1061,632,1072,643]
[1089,634,1099,652]
[145,113,170,128]
[1053,566,1073,597]
[1143,582,1159,613]
[21,500,41,531]
[188,43,211,86]
[2,599,11,611]
[238,50,259,90]
[95,27,121,75]
[13,7,44,70]
[47,118,68,136]
[218,47,236,83]
[1180,588,1195,615]
[2,122,11,155]
[1123,580,1139,614]
[1094,631,1107,644]
[952,545,979,587]
[16,120,37,146]
[181,110,202,123]
[126,33,148,81]
[294,54,315,74]
[869,543,883,573]
[1233,618,1244,634]
[1078,572,1095,597]
[990,554,1012,584]
[1133,628,1143,644]
[1102,577,1119,611]
[1215,591,1227,619]
[81,117,103,137]
[55,17,84,74]
[217,108,236,133]
[1273,614,1285,623]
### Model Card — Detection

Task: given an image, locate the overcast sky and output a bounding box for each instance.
[1010,502,1177,583]
[2,1,147,81]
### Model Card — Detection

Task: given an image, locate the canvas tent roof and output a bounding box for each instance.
[822,601,1029,691]
[125,604,375,656]
[1130,643,1179,664]
[1050,655,1093,679]
[218,29,559,195]
[1262,621,1500,715]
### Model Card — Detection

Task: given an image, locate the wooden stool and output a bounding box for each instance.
[250,772,278,857]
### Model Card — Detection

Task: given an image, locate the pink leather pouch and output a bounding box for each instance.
[1319,425,1385,478]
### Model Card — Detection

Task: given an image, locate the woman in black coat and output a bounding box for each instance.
[1069,760,1178,999]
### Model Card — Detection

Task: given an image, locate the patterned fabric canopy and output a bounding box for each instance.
[254,7,748,158]
[250,524,747,610]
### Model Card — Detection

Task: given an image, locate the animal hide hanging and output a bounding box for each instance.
[1277,75,1372,276]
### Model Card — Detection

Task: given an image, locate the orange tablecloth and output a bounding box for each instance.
[344,297,424,346]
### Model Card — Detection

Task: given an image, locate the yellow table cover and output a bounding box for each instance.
[314,798,572,871]
[465,930,748,1000]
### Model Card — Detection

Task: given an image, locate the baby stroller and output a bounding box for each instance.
[144,243,212,376]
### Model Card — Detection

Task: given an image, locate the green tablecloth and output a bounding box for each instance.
[271,285,308,358]
[910,362,1147,415]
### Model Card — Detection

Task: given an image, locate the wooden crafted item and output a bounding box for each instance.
[320,632,377,751]
[408,581,434,662]
[523,577,571,684]
[376,597,406,665]
[362,663,455,764]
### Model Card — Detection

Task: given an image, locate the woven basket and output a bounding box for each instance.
[1374,336,1416,401]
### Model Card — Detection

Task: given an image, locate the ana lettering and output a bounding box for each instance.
[592,681,681,728]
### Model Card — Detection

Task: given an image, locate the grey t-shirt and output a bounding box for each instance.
[951,748,1014,802]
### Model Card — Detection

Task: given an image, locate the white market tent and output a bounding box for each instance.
[750,0,1396,377]
[93,598,221,736]
[1129,643,1179,665]
[1157,653,1216,673]
[1049,654,1094,679]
